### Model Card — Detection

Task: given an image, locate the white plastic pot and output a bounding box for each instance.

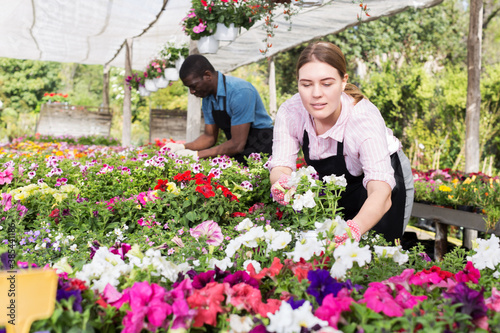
[164,67,179,81]
[153,76,169,89]
[175,56,185,72]
[214,23,239,42]
[144,79,158,92]
[197,36,219,54]
[138,86,150,97]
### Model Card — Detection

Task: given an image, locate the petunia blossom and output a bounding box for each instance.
[189,220,224,246]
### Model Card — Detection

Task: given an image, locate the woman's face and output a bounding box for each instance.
[298,59,348,125]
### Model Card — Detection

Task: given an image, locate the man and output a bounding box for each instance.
[165,54,273,164]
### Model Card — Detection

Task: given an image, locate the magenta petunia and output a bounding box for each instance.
[0,166,14,185]
[359,282,404,317]
[455,261,481,284]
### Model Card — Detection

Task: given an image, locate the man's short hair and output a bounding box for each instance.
[179,54,216,79]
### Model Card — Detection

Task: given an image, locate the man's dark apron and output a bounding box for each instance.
[302,130,406,243]
[211,75,273,164]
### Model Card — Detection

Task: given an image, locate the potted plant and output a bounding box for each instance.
[181,0,264,53]
[159,42,189,80]
[144,59,168,91]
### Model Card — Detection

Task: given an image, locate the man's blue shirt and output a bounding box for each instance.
[201,72,273,129]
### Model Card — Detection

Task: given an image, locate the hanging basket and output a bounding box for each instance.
[197,36,219,54]
[214,23,239,42]
[153,76,169,89]
[144,79,158,92]
[164,68,179,81]
[175,56,185,72]
[138,86,151,97]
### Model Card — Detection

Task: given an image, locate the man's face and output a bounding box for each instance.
[182,73,212,98]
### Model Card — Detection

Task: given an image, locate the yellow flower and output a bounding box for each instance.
[167,182,180,195]
[439,185,452,192]
[53,192,68,203]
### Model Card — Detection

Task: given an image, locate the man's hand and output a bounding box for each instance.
[270,174,292,205]
[164,142,185,153]
[176,149,198,159]
[334,219,362,245]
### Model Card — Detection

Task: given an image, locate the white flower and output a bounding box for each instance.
[235,218,254,231]
[292,189,316,211]
[467,235,500,270]
[239,226,265,248]
[243,260,261,274]
[288,236,325,262]
[322,174,347,187]
[266,230,292,251]
[267,301,327,333]
[225,238,242,258]
[229,314,254,333]
[315,215,347,237]
[333,239,372,269]
[330,259,348,280]
[208,257,232,270]
[75,247,132,293]
[69,244,78,251]
[374,245,409,265]
[52,257,73,274]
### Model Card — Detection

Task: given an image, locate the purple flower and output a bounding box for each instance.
[223,270,259,289]
[287,296,306,309]
[307,269,344,305]
[443,282,487,320]
[57,288,82,312]
[192,270,215,289]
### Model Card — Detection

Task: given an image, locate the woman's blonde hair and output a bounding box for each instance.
[296,41,365,104]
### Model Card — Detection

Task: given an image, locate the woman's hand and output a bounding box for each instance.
[270,173,292,205]
[334,219,362,245]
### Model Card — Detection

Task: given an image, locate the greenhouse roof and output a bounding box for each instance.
[0,0,443,73]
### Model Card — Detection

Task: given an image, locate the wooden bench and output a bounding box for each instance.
[411,202,500,260]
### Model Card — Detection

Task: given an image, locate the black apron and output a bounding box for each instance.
[302,130,406,243]
[211,75,273,164]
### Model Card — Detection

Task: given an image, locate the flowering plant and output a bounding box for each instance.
[125,72,145,91]
[2,139,500,332]
[144,59,167,79]
[181,0,264,40]
[158,42,189,67]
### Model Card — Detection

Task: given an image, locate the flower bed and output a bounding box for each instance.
[413,168,500,230]
[1,140,500,332]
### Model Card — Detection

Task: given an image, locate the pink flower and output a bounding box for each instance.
[122,281,172,333]
[227,282,263,312]
[455,261,481,284]
[315,289,354,328]
[0,167,14,185]
[394,287,427,309]
[383,268,414,292]
[1,193,12,211]
[193,22,206,34]
[189,220,224,246]
[359,282,404,317]
[485,287,500,312]
[102,283,130,309]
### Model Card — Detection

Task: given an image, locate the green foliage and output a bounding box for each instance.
[0,58,61,112]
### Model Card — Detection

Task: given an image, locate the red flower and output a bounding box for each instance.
[196,184,216,198]
[231,212,247,218]
[49,93,55,97]
[49,208,60,224]
[154,179,169,192]
[174,170,193,182]
[200,0,208,6]
[194,172,213,185]
[187,282,225,327]
[275,207,283,220]
[70,278,88,291]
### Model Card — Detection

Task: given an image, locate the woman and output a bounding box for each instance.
[269,41,414,244]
